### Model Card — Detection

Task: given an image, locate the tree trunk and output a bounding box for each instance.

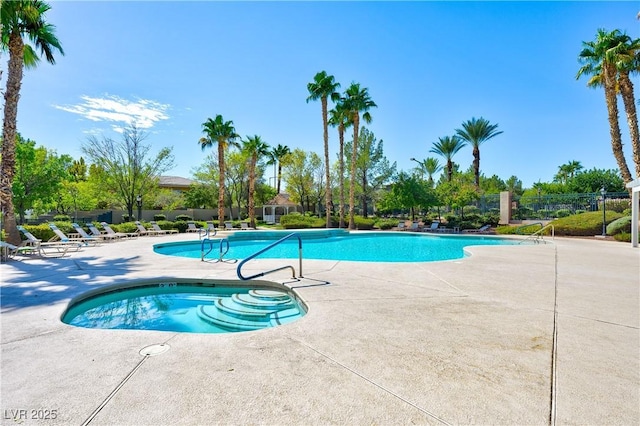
[338,124,345,229]
[218,140,225,227]
[361,173,368,218]
[248,155,256,229]
[618,71,640,178]
[348,118,360,229]
[473,145,480,189]
[322,97,332,228]
[277,164,282,194]
[447,159,453,182]
[603,64,633,184]
[1,33,25,246]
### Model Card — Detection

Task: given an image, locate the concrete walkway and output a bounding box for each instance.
[1,233,638,425]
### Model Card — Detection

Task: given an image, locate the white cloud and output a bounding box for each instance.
[54,94,170,130]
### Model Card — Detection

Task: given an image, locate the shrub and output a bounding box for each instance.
[122,214,133,222]
[280,213,324,229]
[53,214,71,222]
[153,214,167,221]
[606,216,632,235]
[553,209,572,218]
[375,218,399,230]
[353,216,375,230]
[613,232,636,242]
[20,224,55,241]
[175,214,192,222]
[551,211,623,236]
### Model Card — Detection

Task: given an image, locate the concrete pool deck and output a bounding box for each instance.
[1,232,638,425]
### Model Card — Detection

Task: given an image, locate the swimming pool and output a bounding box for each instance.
[154,230,523,263]
[61,279,307,334]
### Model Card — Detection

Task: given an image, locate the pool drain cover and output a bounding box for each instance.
[139,344,170,356]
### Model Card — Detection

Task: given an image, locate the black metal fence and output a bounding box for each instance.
[473,192,630,220]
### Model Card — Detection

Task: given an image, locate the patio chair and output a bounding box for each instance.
[17,225,80,257]
[87,222,121,241]
[407,221,421,232]
[150,221,178,235]
[1,241,38,260]
[422,221,441,232]
[240,222,255,230]
[71,223,106,243]
[134,221,161,236]
[393,221,407,231]
[100,222,138,239]
[224,221,235,231]
[186,221,200,233]
[49,222,99,246]
[462,224,494,234]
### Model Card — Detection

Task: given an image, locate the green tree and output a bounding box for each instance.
[411,157,442,187]
[437,180,479,219]
[430,136,466,182]
[577,29,633,183]
[225,150,250,220]
[187,153,218,209]
[329,100,352,228]
[1,0,64,244]
[283,149,321,213]
[307,71,341,228]
[242,135,270,228]
[13,134,72,222]
[199,115,239,227]
[342,83,377,229]
[505,175,524,196]
[567,168,624,193]
[554,160,583,184]
[344,127,396,217]
[381,171,436,220]
[82,125,175,219]
[455,117,503,189]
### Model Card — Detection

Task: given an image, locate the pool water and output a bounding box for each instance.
[154,231,521,263]
[62,283,306,334]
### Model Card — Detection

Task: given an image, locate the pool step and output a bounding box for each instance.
[197,290,300,331]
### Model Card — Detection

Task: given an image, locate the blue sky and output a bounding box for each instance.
[7,0,639,188]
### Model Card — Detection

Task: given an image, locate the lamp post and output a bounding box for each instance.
[600,187,606,237]
[136,195,142,221]
[410,157,425,180]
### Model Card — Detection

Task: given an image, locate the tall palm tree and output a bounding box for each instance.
[307,71,341,228]
[611,33,640,177]
[342,83,377,229]
[429,136,467,182]
[1,0,64,245]
[242,135,270,229]
[199,115,239,227]
[577,29,633,184]
[270,144,291,194]
[455,117,503,189]
[328,101,352,228]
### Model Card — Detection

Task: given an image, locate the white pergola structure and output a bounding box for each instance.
[626,178,640,248]
[262,194,301,225]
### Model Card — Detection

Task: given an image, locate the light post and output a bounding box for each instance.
[136,195,142,221]
[600,187,606,237]
[410,157,425,180]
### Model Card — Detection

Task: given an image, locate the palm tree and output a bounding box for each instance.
[1,0,64,245]
[328,101,352,228]
[269,144,291,194]
[423,157,442,186]
[307,71,341,228]
[577,29,633,184]
[611,33,640,177]
[455,117,503,189]
[342,83,377,229]
[429,136,467,182]
[198,115,239,228]
[242,135,270,229]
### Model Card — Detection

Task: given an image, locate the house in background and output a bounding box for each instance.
[158,176,193,194]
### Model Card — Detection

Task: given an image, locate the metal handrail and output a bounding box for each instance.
[201,237,232,262]
[237,233,303,281]
[521,224,555,244]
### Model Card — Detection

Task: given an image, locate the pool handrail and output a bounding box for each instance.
[237,232,303,281]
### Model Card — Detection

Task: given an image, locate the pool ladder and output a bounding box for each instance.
[237,233,303,281]
[200,228,235,263]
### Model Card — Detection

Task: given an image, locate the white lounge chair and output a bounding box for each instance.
[462,224,493,234]
[0,241,38,260]
[87,222,120,241]
[224,221,235,231]
[150,221,178,235]
[134,221,160,236]
[100,222,138,239]
[422,222,441,232]
[17,225,80,257]
[71,223,105,243]
[49,222,99,246]
[186,221,200,233]
[240,222,255,230]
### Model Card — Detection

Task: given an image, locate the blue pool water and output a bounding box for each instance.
[154,230,522,262]
[62,282,306,334]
